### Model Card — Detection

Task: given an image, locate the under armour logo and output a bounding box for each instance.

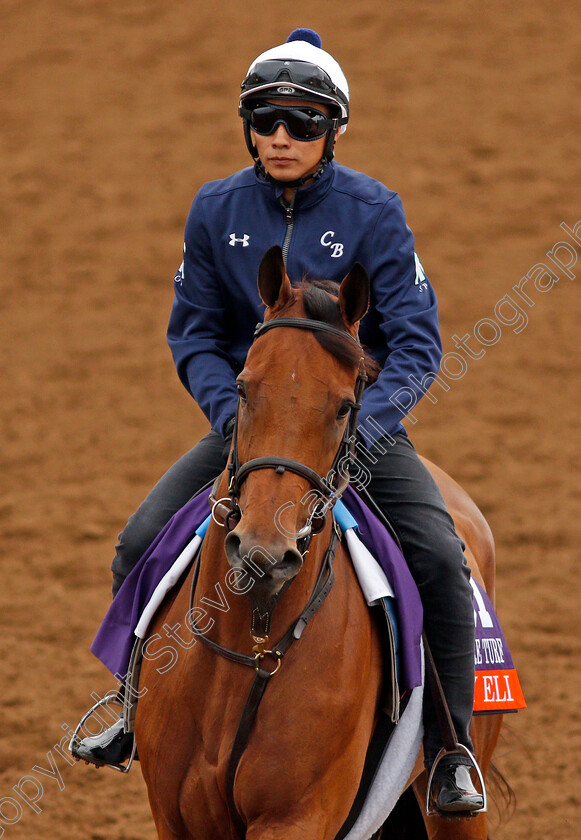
[229,233,250,247]
[320,230,344,258]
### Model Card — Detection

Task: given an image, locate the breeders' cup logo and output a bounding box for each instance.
[229,233,250,247]
[174,242,186,284]
[320,230,344,258]
[414,252,428,292]
[277,86,296,95]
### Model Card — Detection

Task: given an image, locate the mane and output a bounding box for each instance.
[297,279,380,384]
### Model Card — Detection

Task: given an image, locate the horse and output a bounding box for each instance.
[135,245,503,840]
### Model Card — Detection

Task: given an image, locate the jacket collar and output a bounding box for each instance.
[254,160,336,211]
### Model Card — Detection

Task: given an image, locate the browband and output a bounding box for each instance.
[254,317,362,350]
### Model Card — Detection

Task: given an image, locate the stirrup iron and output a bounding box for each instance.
[425,743,487,817]
[68,692,137,774]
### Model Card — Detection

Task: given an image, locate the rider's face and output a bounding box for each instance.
[251,98,339,185]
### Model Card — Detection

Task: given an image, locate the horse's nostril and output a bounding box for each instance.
[225,531,303,580]
[225,532,242,567]
[279,547,304,576]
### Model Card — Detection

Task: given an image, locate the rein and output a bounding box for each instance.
[192,315,366,838]
[189,520,341,839]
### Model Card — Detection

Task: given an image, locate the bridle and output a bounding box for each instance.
[211,316,367,552]
[195,314,368,838]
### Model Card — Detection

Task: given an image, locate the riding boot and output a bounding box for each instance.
[70,685,136,769]
[428,753,484,815]
[72,717,135,768]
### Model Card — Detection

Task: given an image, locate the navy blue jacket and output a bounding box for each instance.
[167,162,442,443]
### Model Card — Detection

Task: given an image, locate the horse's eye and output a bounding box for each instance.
[236,382,247,402]
[337,401,352,420]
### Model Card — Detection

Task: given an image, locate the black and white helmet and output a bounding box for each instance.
[239,29,350,181]
[240,29,349,127]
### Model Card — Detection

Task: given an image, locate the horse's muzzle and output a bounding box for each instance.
[224,528,304,590]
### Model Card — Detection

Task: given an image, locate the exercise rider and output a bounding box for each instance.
[73,28,484,816]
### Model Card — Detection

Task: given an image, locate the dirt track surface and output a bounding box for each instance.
[1,1,580,838]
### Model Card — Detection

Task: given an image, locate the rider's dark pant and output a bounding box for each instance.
[363,434,475,764]
[111,430,475,765]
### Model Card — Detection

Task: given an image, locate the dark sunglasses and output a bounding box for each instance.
[239,103,335,141]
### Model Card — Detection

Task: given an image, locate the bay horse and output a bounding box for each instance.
[135,245,503,840]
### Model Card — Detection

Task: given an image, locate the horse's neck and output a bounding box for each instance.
[195,521,332,649]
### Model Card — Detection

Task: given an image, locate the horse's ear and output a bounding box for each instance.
[258,245,293,309]
[338,263,369,327]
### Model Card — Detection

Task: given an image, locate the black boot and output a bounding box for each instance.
[71,718,135,769]
[428,754,484,815]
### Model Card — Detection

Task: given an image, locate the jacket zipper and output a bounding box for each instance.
[280,196,295,265]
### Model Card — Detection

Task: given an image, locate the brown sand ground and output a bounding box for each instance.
[1,1,580,837]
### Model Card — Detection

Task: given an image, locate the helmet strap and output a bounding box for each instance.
[243,119,259,159]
